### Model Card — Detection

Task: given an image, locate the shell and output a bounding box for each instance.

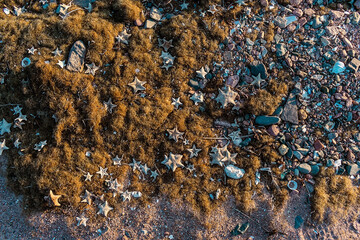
[21,57,31,67]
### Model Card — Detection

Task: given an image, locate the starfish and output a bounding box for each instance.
[0,139,9,155]
[11,105,22,115]
[112,154,123,165]
[190,92,204,105]
[199,10,206,17]
[209,146,225,167]
[14,138,21,148]
[187,164,195,173]
[196,67,208,79]
[108,178,122,194]
[27,46,37,55]
[0,118,12,135]
[180,1,189,10]
[167,126,184,142]
[48,190,61,207]
[103,98,117,113]
[14,119,25,130]
[161,51,175,65]
[85,63,99,75]
[129,158,141,172]
[83,172,93,181]
[97,201,113,217]
[162,152,184,172]
[158,38,174,52]
[187,144,202,158]
[141,164,150,174]
[96,166,108,178]
[57,60,66,69]
[121,190,132,201]
[161,64,173,70]
[81,190,93,205]
[215,86,238,108]
[39,0,48,5]
[76,214,89,227]
[171,97,182,109]
[34,140,47,151]
[228,130,243,146]
[128,77,146,93]
[208,5,217,14]
[14,6,24,16]
[251,73,266,88]
[220,145,237,165]
[183,139,190,145]
[52,47,62,56]
[116,30,131,44]
[16,113,27,122]
[150,170,159,180]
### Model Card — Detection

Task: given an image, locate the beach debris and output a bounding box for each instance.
[34,140,47,151]
[215,86,238,108]
[76,214,89,227]
[225,165,245,179]
[81,190,93,205]
[21,57,31,67]
[187,144,201,158]
[171,97,182,109]
[0,139,9,155]
[85,63,99,75]
[167,126,184,142]
[97,201,113,217]
[96,166,108,178]
[66,40,86,72]
[103,98,117,113]
[83,172,93,181]
[57,60,66,69]
[112,155,123,165]
[294,215,304,229]
[128,77,146,93]
[231,222,249,236]
[287,180,298,191]
[47,190,61,207]
[116,30,131,45]
[162,152,184,172]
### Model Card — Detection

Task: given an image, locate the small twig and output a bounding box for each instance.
[202,137,229,140]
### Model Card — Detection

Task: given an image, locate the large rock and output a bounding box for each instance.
[255,116,281,126]
[281,92,299,125]
[250,60,268,79]
[225,165,245,179]
[67,40,86,72]
[298,163,311,174]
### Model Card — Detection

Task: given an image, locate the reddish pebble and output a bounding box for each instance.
[134,19,143,26]
[314,139,325,151]
[267,125,280,137]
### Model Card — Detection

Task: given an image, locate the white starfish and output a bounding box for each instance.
[208,5,217,14]
[162,152,184,172]
[81,190,93,205]
[103,98,117,113]
[0,118,12,135]
[11,105,22,115]
[167,126,184,142]
[196,67,207,79]
[116,30,131,44]
[158,38,174,52]
[34,140,47,151]
[85,63,99,75]
[52,47,62,56]
[16,113,27,122]
[76,214,89,227]
[57,60,66,69]
[187,144,202,158]
[96,166,108,178]
[251,73,266,88]
[83,172,93,181]
[108,178,122,193]
[171,97,182,109]
[128,77,146,93]
[129,158,141,172]
[39,0,48,5]
[180,1,189,10]
[183,139,190,145]
[14,138,21,148]
[140,164,150,174]
[97,201,113,217]
[190,92,204,105]
[27,46,37,55]
[112,154,123,165]
[0,139,9,155]
[187,164,195,173]
[209,146,225,167]
[121,190,132,201]
[215,86,238,108]
[150,170,159,180]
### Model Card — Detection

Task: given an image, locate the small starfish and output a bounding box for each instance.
[14,119,25,130]
[85,63,99,75]
[187,144,202,158]
[158,38,174,52]
[0,139,9,155]
[96,166,108,178]
[116,30,131,44]
[220,145,237,165]
[251,73,266,88]
[121,190,132,202]
[167,126,184,142]
[81,190,93,205]
[235,0,246,6]
[190,92,204,105]
[196,67,207,79]
[16,113,27,122]
[162,152,184,172]
[97,201,113,217]
[103,98,117,113]
[57,60,66,69]
[11,105,22,115]
[39,0,48,5]
[76,214,89,227]
[129,158,141,172]
[48,190,61,207]
[128,77,146,93]
[27,46,37,55]
[14,138,21,148]
[208,5,217,14]
[215,86,238,108]
[183,139,190,145]
[52,47,62,56]
[161,64,173,70]
[199,11,206,17]
[209,146,225,167]
[187,164,195,173]
[83,172,93,181]
[180,1,189,10]
[141,164,150,174]
[150,170,159,180]
[171,97,182,109]
[160,51,175,65]
[34,140,47,151]
[108,178,122,194]
[0,118,12,135]
[112,154,123,165]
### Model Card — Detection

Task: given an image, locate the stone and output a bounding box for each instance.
[355,0,360,10]
[66,40,86,72]
[225,165,245,179]
[347,150,355,162]
[74,0,94,8]
[276,43,287,57]
[293,151,303,160]
[144,19,156,29]
[325,26,339,36]
[134,19,143,26]
[310,164,320,176]
[267,125,280,137]
[250,60,268,79]
[150,7,162,21]
[255,116,281,126]
[342,37,353,49]
[348,58,360,72]
[331,61,346,74]
[274,16,287,28]
[298,163,311,174]
[290,0,302,6]
[314,140,325,151]
[312,16,322,29]
[278,144,289,156]
[346,164,359,175]
[260,0,268,7]
[281,93,298,125]
[330,10,344,20]
[293,9,303,17]
[298,109,308,120]
[304,8,315,16]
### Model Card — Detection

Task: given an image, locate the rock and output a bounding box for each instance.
[347,150,356,162]
[352,12,360,25]
[66,40,86,72]
[255,116,281,126]
[325,26,339,36]
[290,0,302,6]
[267,125,280,137]
[346,164,360,175]
[312,16,322,29]
[281,93,298,125]
[330,10,344,20]
[150,7,162,21]
[250,60,267,79]
[274,16,287,28]
[342,37,353,49]
[355,0,360,10]
[286,16,298,26]
[314,140,325,151]
[144,19,156,29]
[293,9,303,17]
[134,19,143,26]
[298,163,311,174]
[310,164,320,176]
[293,151,303,160]
[298,109,308,120]
[348,58,360,72]
[225,165,245,179]
[273,106,283,116]
[278,144,289,156]
[331,61,346,74]
[260,0,268,7]
[225,75,239,88]
[294,216,304,229]
[304,8,315,16]
[231,222,249,236]
[74,0,94,8]
[276,43,287,57]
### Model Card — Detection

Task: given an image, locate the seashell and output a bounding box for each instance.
[21,57,31,67]
[287,180,298,190]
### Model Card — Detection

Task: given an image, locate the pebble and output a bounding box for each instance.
[298,163,311,174]
[276,43,287,57]
[66,40,86,72]
[278,144,289,156]
[293,151,303,160]
[255,116,281,126]
[281,93,299,125]
[267,125,280,137]
[145,19,156,29]
[250,60,267,79]
[150,7,162,21]
[225,165,245,179]
[313,140,325,151]
[346,164,359,176]
[348,58,360,72]
[298,109,308,120]
[331,61,346,74]
[310,164,320,176]
[312,16,322,29]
